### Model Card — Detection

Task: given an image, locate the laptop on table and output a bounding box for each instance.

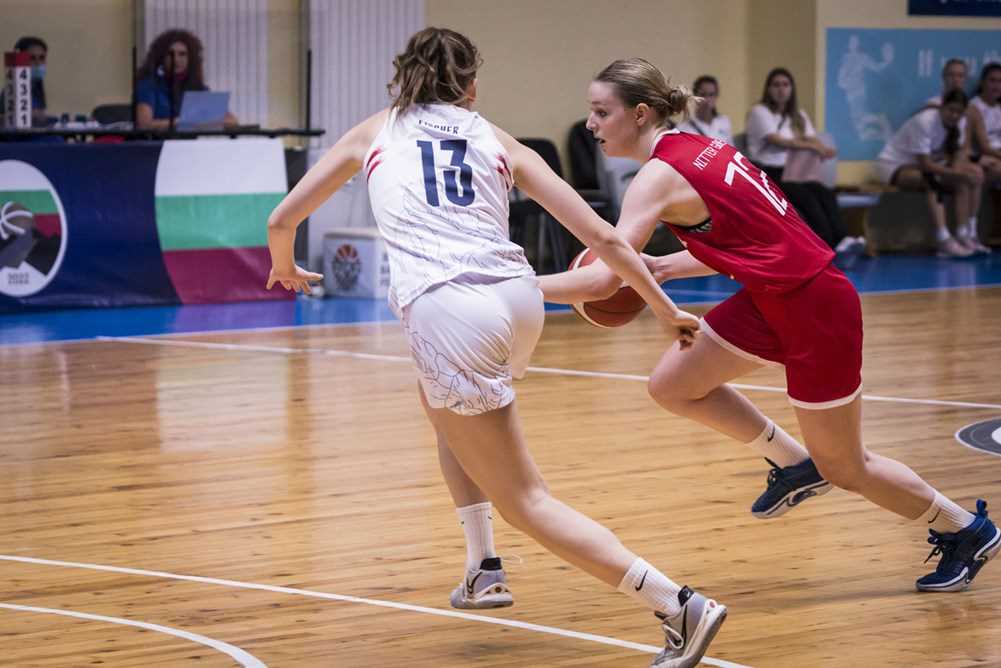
[177,91,230,130]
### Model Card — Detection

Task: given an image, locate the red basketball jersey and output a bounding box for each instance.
[651,132,834,294]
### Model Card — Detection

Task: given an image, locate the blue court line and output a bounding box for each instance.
[2,254,1000,346]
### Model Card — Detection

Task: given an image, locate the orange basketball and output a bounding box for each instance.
[568,248,647,328]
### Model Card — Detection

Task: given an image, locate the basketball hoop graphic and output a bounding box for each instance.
[331,243,362,291]
[0,160,68,297]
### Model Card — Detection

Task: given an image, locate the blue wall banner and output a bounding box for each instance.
[825,28,1001,160]
[909,0,1001,16]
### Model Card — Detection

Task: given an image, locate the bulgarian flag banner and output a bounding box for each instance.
[154,138,291,303]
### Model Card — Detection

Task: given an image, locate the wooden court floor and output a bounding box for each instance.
[2,287,1000,667]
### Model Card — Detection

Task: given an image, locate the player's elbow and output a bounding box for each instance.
[584,266,616,300]
[589,271,621,301]
[585,235,630,299]
[587,228,623,258]
[267,207,294,231]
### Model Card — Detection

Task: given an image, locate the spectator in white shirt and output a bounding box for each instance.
[923,58,993,253]
[925,58,969,108]
[876,88,986,257]
[969,62,1001,187]
[677,75,732,144]
[746,67,861,258]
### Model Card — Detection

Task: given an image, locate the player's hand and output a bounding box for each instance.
[267,264,324,294]
[642,253,671,283]
[657,308,700,350]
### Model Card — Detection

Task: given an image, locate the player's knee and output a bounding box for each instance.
[646,374,678,408]
[647,372,702,412]
[493,484,550,531]
[813,456,864,492]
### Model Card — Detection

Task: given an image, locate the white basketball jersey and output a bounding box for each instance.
[364,104,533,314]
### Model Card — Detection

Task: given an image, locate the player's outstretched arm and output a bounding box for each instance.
[495,126,698,345]
[266,109,388,293]
[645,250,718,282]
[536,261,622,304]
[614,160,720,286]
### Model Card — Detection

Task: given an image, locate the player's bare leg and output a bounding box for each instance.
[648,335,828,517]
[795,397,999,592]
[425,398,727,664]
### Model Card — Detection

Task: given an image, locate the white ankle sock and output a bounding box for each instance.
[916,491,975,533]
[835,236,855,252]
[457,502,497,570]
[746,420,809,467]
[617,557,683,617]
[960,218,978,239]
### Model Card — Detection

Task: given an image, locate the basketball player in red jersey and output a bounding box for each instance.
[539,58,998,593]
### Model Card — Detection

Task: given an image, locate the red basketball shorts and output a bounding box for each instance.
[701,264,863,409]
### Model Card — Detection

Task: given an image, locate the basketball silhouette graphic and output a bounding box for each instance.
[0,202,36,270]
[332,243,362,290]
[0,160,68,298]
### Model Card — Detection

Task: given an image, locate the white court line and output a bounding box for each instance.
[0,555,749,668]
[97,336,413,364]
[0,602,266,667]
[7,281,1001,350]
[100,336,1001,411]
[0,336,103,350]
[105,317,398,339]
[663,288,737,298]
[0,319,398,350]
[860,281,1001,297]
[662,281,1001,300]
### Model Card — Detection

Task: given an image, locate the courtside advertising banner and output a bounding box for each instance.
[0,139,290,312]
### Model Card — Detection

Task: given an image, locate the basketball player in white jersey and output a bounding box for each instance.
[265,27,725,668]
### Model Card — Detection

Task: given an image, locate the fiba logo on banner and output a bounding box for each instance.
[0,160,68,297]
[322,232,388,298]
[332,243,362,290]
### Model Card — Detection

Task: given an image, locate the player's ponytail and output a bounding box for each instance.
[594,58,699,125]
[388,27,482,114]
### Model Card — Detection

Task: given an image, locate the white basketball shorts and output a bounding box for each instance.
[402,275,544,416]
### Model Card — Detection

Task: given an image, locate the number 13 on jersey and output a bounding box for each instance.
[417,139,476,207]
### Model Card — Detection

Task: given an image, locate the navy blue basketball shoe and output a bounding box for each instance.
[916,499,1001,592]
[751,457,832,519]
